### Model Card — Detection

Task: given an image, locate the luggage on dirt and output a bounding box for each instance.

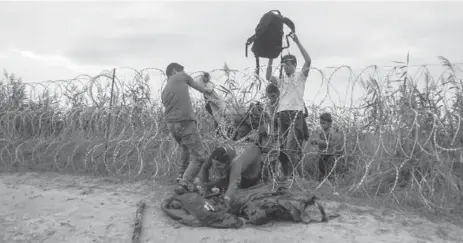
[162,183,340,228]
[229,183,337,225]
[245,10,296,76]
[161,192,245,229]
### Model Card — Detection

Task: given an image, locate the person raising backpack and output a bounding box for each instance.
[265,33,312,188]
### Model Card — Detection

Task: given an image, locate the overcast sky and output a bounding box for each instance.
[0,1,462,107]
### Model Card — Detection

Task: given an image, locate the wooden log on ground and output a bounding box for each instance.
[132,199,146,243]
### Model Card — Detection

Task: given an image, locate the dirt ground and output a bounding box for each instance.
[0,172,462,243]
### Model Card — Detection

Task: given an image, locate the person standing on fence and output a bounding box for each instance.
[161,63,214,193]
[265,33,311,188]
[198,72,225,136]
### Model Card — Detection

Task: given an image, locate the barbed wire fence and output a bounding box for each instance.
[0,57,462,213]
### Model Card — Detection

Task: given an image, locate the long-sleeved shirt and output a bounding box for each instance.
[199,142,261,200]
[197,76,224,109]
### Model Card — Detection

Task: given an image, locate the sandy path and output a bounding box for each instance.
[0,172,462,243]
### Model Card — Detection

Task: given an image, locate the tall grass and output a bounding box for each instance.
[0,56,462,217]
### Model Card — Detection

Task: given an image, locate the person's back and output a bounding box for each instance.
[162,72,197,123]
[161,63,213,193]
[198,142,262,204]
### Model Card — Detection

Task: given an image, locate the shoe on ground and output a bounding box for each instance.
[275,176,295,191]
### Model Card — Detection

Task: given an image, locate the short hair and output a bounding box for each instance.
[281,54,297,65]
[320,112,332,123]
[266,83,280,94]
[210,146,229,164]
[165,63,184,77]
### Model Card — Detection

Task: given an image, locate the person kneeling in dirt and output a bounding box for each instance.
[196,106,267,203]
[310,112,345,181]
[197,144,262,209]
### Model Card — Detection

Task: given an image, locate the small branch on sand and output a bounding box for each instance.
[132,199,146,243]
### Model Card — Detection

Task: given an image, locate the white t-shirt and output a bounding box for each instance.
[276,71,308,112]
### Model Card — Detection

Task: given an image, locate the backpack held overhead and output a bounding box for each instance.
[245,10,296,76]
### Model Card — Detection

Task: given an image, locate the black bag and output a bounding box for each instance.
[229,182,340,225]
[245,10,296,76]
[161,192,244,229]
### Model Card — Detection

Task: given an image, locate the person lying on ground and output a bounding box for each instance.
[265,33,312,186]
[310,112,345,181]
[161,63,214,192]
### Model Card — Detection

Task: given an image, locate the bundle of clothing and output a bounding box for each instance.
[161,182,339,228]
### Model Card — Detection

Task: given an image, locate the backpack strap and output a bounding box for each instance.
[282,17,296,52]
[282,17,295,33]
[245,35,255,57]
[255,55,260,76]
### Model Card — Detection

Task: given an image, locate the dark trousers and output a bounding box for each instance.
[278,110,307,178]
[319,154,346,181]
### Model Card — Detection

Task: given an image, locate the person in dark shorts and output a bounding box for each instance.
[310,112,344,181]
[161,63,213,193]
[265,33,312,186]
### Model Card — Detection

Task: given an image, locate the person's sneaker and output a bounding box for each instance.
[275,178,288,191]
[276,176,295,191]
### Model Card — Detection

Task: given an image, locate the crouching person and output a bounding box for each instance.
[311,112,344,181]
[197,144,262,208]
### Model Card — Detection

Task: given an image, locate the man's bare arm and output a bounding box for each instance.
[199,156,212,183]
[265,59,278,85]
[224,162,242,201]
[184,72,209,93]
[292,35,312,78]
